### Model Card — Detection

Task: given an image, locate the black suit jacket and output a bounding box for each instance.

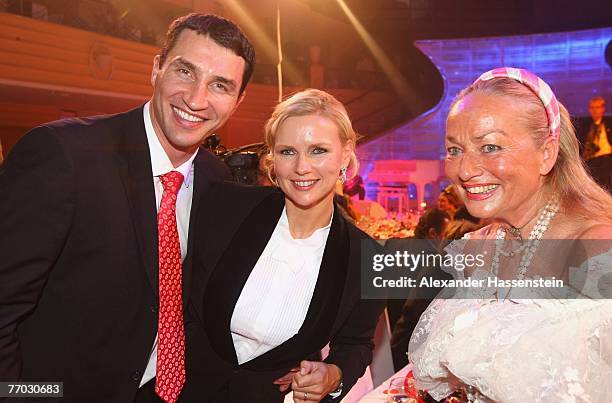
[184,182,385,402]
[575,115,612,156]
[0,107,230,402]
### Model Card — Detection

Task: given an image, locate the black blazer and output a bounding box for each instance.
[575,115,612,155]
[0,107,230,402]
[184,182,385,402]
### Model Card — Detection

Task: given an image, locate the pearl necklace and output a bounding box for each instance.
[492,198,560,280]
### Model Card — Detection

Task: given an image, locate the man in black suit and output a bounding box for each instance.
[576,96,612,161]
[0,13,254,403]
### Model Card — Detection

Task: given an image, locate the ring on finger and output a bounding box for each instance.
[304,392,309,400]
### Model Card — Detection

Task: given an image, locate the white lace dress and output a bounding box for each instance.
[408,247,612,402]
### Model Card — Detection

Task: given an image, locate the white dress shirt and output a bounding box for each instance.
[140,102,198,386]
[230,207,333,365]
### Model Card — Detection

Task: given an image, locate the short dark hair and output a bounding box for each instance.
[159,13,256,95]
[414,208,449,239]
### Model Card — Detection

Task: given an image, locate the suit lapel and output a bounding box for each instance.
[204,196,359,370]
[203,192,285,365]
[242,206,350,370]
[115,107,160,297]
[329,224,362,336]
[183,150,210,308]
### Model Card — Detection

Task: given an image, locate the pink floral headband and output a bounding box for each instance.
[473,67,561,141]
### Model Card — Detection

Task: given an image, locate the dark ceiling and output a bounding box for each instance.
[300,0,612,40]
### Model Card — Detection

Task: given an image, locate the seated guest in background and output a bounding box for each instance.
[412,207,451,242]
[440,206,485,247]
[438,184,463,218]
[0,13,252,402]
[186,89,385,402]
[386,207,450,371]
[343,174,365,200]
[577,95,611,160]
[334,181,360,222]
[409,68,612,402]
[579,97,612,192]
[442,219,481,244]
[452,205,480,224]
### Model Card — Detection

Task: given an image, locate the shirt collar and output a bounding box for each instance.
[278,206,333,248]
[270,206,333,269]
[143,102,198,186]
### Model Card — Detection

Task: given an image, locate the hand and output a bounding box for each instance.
[273,366,300,393]
[291,360,342,402]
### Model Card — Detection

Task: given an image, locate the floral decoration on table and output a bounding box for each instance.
[354,216,415,240]
[382,370,426,402]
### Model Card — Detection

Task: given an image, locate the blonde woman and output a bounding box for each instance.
[184,89,384,402]
[409,68,612,402]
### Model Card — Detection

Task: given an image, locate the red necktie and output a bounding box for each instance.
[155,171,185,403]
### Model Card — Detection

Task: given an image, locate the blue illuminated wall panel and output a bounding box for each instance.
[357,27,612,179]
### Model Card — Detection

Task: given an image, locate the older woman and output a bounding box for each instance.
[408,68,612,402]
[184,89,384,402]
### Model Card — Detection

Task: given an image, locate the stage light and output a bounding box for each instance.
[335,0,419,109]
[224,0,305,101]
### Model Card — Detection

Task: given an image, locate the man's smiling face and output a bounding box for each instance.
[149,29,245,163]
